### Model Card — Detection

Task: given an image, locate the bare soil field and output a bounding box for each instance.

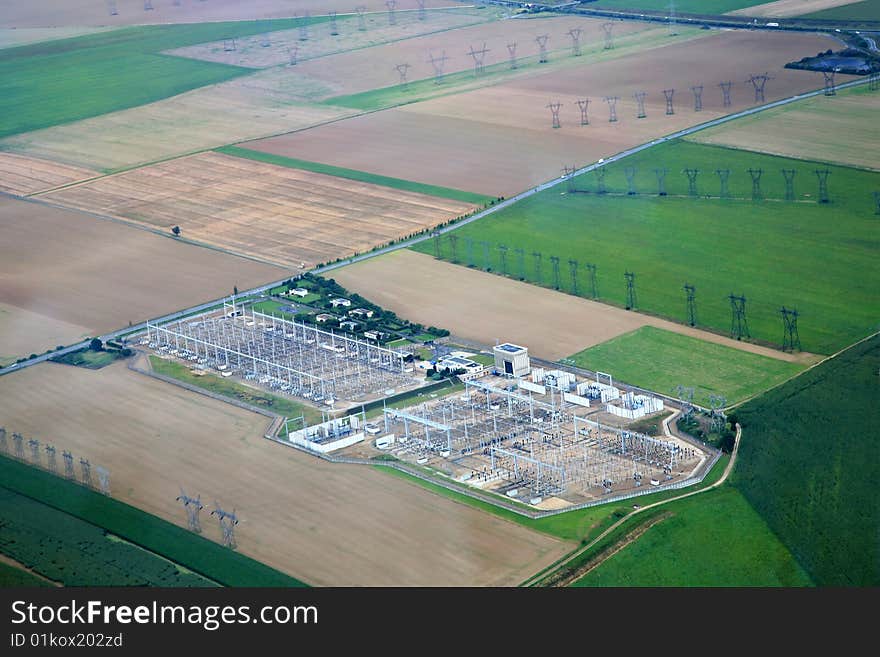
[167,7,493,70]
[0,76,355,172]
[0,195,286,360]
[0,153,97,196]
[688,89,880,170]
[332,250,810,363]
[726,0,864,17]
[41,152,476,268]
[1,1,458,28]
[248,30,846,196]
[0,361,570,586]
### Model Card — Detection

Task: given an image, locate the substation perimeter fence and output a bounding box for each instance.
[265,434,724,520]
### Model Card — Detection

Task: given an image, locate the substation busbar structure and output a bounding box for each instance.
[380,378,695,498]
[145,303,410,402]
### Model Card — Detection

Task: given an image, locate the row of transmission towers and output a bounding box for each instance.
[177,489,240,549]
[0,428,110,495]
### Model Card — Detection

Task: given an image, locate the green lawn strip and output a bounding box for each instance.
[803,0,880,20]
[731,333,880,586]
[0,17,328,138]
[0,560,52,587]
[469,353,496,366]
[252,299,298,321]
[414,140,880,354]
[0,456,305,587]
[217,145,493,205]
[567,326,805,406]
[572,486,814,587]
[361,380,464,419]
[149,356,323,425]
[386,338,412,348]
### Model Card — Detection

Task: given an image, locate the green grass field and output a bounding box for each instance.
[218,146,493,205]
[567,326,805,406]
[0,486,215,586]
[804,0,880,20]
[0,18,325,139]
[590,0,769,12]
[573,486,813,586]
[413,140,880,354]
[51,347,126,369]
[0,455,305,586]
[149,356,323,425]
[731,334,880,586]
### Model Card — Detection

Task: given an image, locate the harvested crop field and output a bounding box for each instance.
[688,89,880,171]
[0,153,97,196]
[167,8,494,70]
[0,361,571,586]
[42,152,476,268]
[332,250,807,363]
[0,76,355,172]
[248,30,845,196]
[725,0,864,17]
[0,195,286,361]
[1,1,456,28]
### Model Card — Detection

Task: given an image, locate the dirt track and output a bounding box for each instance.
[251,30,848,196]
[332,250,811,363]
[0,194,286,362]
[0,361,571,586]
[41,151,476,268]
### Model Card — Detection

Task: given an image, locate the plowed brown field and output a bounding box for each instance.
[0,361,571,586]
[249,30,848,196]
[42,152,476,268]
[0,195,286,362]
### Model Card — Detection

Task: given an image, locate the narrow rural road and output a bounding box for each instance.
[520,423,742,587]
[1,75,872,379]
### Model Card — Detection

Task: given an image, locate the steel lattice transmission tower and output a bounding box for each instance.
[507,42,518,69]
[691,84,703,112]
[634,91,647,119]
[514,248,526,280]
[212,503,239,549]
[395,63,411,87]
[576,98,590,125]
[674,385,696,420]
[532,252,543,284]
[535,35,550,63]
[823,70,837,96]
[748,168,763,201]
[780,306,801,352]
[467,42,490,76]
[417,0,428,21]
[448,234,459,262]
[45,444,57,474]
[62,451,75,479]
[28,438,40,465]
[663,89,675,115]
[624,272,637,310]
[480,240,491,271]
[716,169,730,198]
[708,395,728,434]
[108,0,118,16]
[298,11,311,41]
[433,231,441,258]
[684,283,697,326]
[602,22,615,49]
[549,256,561,289]
[568,28,583,57]
[655,168,668,196]
[177,489,205,533]
[12,432,24,460]
[144,0,153,10]
[95,466,111,496]
[684,168,699,196]
[604,96,619,123]
[728,293,750,340]
[464,236,474,266]
[386,0,397,26]
[585,263,598,299]
[547,101,562,129]
[747,73,771,103]
[594,167,607,194]
[329,11,339,36]
[625,167,637,195]
[356,6,368,31]
[568,259,579,295]
[782,169,797,201]
[498,244,509,275]
[815,169,831,203]
[427,50,450,84]
[563,165,577,193]
[719,80,733,107]
[80,458,92,488]
[288,46,298,65]
[0,427,6,455]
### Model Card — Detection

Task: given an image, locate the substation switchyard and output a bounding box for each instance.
[373,376,704,506]
[142,303,421,407]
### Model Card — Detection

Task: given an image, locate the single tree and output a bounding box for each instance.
[89,338,103,351]
[171,226,181,236]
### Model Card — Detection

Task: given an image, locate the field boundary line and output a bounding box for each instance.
[519,422,741,587]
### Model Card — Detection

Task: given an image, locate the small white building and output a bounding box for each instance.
[349,307,375,319]
[329,298,352,308]
[606,394,664,420]
[493,342,530,377]
[315,313,337,323]
[364,329,387,341]
[289,288,310,298]
[339,320,360,332]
